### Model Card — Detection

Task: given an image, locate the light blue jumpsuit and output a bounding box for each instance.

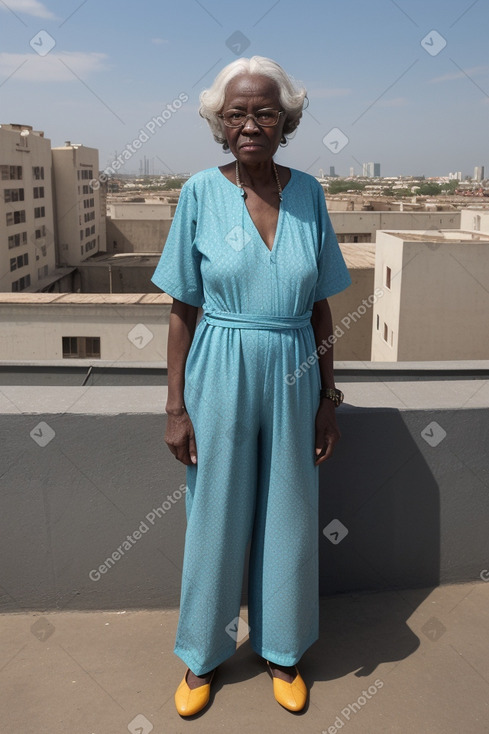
[151,166,351,675]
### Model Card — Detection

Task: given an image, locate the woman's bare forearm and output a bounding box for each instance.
[311,297,336,389]
[166,299,199,414]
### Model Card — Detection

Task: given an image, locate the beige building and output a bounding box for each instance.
[52,142,106,266]
[460,207,489,233]
[0,292,170,361]
[106,201,173,254]
[328,244,375,360]
[372,229,489,361]
[0,124,57,292]
[329,210,460,243]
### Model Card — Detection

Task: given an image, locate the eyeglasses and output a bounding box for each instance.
[218,108,284,128]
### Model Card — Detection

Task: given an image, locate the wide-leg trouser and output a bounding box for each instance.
[174,313,321,675]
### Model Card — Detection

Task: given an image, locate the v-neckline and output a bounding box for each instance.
[216,166,295,255]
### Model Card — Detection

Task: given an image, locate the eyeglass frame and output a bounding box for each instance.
[218,108,285,128]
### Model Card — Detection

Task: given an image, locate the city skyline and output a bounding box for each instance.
[0,0,488,177]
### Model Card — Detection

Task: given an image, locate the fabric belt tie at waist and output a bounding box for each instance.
[202,310,312,330]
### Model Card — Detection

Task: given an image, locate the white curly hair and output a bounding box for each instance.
[198,55,308,150]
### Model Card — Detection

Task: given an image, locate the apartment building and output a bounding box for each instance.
[460,207,489,233]
[52,142,106,266]
[0,124,56,292]
[372,229,489,361]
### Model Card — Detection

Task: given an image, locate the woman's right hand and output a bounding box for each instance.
[164,409,198,466]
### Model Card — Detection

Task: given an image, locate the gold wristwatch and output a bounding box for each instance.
[320,387,344,407]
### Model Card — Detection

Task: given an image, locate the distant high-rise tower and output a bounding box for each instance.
[349,166,355,177]
[329,165,336,177]
[474,165,485,181]
[363,162,381,177]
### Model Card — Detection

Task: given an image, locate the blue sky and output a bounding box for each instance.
[0,0,488,177]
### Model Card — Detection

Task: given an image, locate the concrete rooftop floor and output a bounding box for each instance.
[2,581,489,733]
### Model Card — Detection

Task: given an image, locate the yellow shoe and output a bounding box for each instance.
[174,667,215,716]
[266,660,307,712]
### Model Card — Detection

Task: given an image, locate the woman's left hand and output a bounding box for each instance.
[314,399,341,465]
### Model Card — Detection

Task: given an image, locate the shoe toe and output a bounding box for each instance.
[272,670,307,711]
[174,671,212,716]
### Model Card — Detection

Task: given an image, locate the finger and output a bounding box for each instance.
[166,438,192,466]
[314,436,336,465]
[314,446,327,466]
[188,433,198,465]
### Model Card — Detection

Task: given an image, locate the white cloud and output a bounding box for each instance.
[0,0,57,19]
[0,51,108,82]
[307,87,352,99]
[429,65,489,83]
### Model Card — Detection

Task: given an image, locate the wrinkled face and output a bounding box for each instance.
[220,73,286,164]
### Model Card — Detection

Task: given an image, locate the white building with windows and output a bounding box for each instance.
[0,124,57,292]
[371,229,489,361]
[460,208,489,233]
[52,142,106,266]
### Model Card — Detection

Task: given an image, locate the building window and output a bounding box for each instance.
[34,206,45,218]
[383,322,388,342]
[8,232,27,248]
[33,186,44,199]
[376,314,379,330]
[38,264,49,279]
[1,165,23,180]
[10,253,28,271]
[62,336,101,358]
[6,210,26,225]
[35,225,47,239]
[4,188,24,202]
[385,266,391,289]
[32,166,44,180]
[11,274,31,291]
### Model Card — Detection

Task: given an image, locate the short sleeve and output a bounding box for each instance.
[150,180,204,307]
[314,183,352,301]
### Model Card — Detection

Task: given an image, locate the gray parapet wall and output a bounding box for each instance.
[0,365,488,612]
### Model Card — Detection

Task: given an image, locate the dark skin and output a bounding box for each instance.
[165,73,341,688]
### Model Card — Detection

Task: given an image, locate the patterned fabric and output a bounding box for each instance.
[151,166,351,675]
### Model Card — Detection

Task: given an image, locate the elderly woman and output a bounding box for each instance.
[151,55,351,716]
